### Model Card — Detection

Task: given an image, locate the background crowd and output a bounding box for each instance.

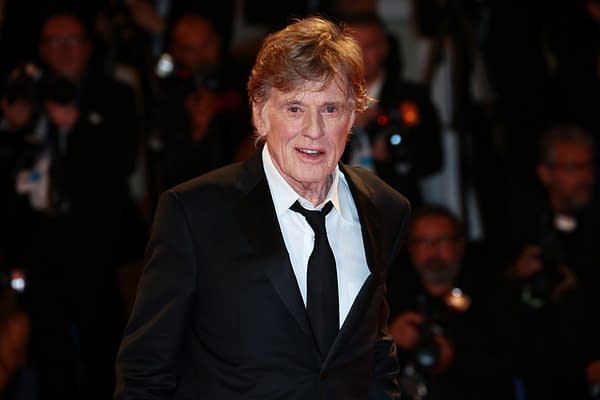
[0,0,598,399]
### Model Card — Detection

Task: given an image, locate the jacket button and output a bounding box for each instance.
[320,372,328,380]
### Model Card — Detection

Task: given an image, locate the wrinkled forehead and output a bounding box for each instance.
[275,78,349,103]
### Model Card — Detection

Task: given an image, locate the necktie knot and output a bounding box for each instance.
[290,201,333,235]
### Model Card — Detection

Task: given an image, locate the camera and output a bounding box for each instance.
[413,289,469,371]
[522,213,571,308]
[366,101,420,175]
[399,289,470,399]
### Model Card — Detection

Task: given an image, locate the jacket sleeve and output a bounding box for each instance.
[114,190,197,400]
[369,198,410,400]
[368,303,402,400]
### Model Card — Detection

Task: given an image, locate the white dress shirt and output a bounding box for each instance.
[262,145,371,327]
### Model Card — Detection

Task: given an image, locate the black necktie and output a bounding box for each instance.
[290,200,339,356]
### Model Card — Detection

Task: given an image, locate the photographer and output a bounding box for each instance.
[0,64,44,270]
[340,11,443,208]
[494,124,600,400]
[6,12,147,400]
[387,204,510,400]
[147,13,251,204]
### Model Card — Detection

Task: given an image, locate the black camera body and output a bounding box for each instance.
[399,289,472,399]
[523,214,569,307]
[366,105,414,175]
[413,318,443,372]
[410,294,448,374]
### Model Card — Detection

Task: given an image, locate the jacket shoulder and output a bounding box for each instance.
[344,164,411,210]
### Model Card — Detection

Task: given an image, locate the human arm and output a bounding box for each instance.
[368,302,402,400]
[389,311,454,376]
[114,190,197,400]
[369,194,412,400]
[388,311,423,350]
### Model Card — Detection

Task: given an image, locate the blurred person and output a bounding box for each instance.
[339,11,443,208]
[147,12,251,204]
[413,0,509,244]
[115,16,411,400]
[481,0,555,193]
[544,0,600,180]
[9,11,147,400]
[94,0,235,118]
[494,124,600,400]
[0,64,44,268]
[126,0,235,54]
[12,74,129,400]
[0,1,105,81]
[36,10,147,262]
[387,204,511,399]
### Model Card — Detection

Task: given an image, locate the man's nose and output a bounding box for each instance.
[303,112,325,139]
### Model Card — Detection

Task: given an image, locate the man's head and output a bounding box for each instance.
[537,124,596,214]
[169,14,222,74]
[247,16,368,199]
[39,13,92,82]
[407,205,466,296]
[341,12,391,86]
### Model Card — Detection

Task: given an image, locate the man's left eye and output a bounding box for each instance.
[324,105,337,113]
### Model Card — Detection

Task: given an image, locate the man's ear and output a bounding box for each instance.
[252,102,268,139]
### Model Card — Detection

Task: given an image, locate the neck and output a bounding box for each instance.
[291,175,333,207]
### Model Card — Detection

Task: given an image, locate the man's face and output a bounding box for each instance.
[538,143,595,213]
[348,23,389,85]
[39,15,91,82]
[253,80,355,192]
[408,215,464,288]
[170,18,220,73]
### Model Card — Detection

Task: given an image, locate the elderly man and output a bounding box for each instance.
[115,16,410,400]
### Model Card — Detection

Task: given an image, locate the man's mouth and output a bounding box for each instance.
[297,148,323,155]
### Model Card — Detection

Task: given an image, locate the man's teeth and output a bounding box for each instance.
[300,149,319,154]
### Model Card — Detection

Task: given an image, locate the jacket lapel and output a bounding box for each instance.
[323,164,387,365]
[341,164,387,279]
[234,150,311,336]
[234,154,388,362]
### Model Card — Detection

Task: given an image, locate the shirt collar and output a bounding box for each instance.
[262,144,352,222]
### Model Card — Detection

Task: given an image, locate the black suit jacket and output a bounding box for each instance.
[115,148,411,400]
